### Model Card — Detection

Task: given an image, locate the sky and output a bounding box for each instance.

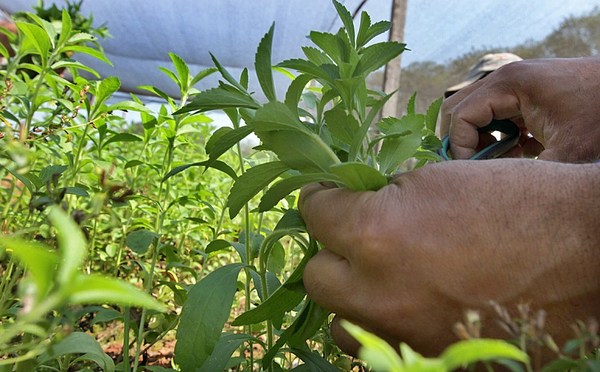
[360,0,600,66]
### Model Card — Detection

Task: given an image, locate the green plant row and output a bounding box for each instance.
[1,1,597,371]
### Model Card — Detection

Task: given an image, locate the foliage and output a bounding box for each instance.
[342,321,529,372]
[0,1,598,372]
[0,7,220,371]
[18,0,110,40]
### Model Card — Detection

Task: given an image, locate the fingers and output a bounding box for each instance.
[299,183,374,259]
[303,249,358,315]
[441,69,523,159]
[330,316,362,356]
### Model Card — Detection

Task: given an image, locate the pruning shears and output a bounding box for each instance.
[439,119,520,160]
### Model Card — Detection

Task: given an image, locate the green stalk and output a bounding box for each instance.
[70,122,92,185]
[86,217,99,274]
[132,113,180,371]
[233,139,256,370]
[1,177,16,221]
[114,211,133,277]
[122,306,131,372]
[260,271,274,372]
[22,69,49,142]
[0,259,20,313]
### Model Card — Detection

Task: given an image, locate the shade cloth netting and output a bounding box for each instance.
[1,1,378,101]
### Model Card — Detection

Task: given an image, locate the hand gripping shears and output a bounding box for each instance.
[439,119,520,160]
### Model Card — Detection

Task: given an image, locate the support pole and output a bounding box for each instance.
[381,0,408,119]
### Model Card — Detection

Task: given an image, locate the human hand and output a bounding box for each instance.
[300,160,600,357]
[441,57,600,162]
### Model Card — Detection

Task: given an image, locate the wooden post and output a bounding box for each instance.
[381,0,408,119]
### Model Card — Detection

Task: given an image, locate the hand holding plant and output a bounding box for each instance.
[300,158,600,366]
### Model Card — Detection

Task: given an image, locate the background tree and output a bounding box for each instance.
[369,7,600,116]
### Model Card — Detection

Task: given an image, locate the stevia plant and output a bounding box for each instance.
[169,1,446,370]
[0,8,219,371]
[167,0,532,367]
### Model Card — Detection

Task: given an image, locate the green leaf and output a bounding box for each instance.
[231,237,318,326]
[329,162,388,191]
[126,229,159,254]
[0,43,9,60]
[355,12,372,49]
[175,87,260,115]
[227,161,290,219]
[232,237,316,327]
[205,239,233,254]
[93,77,121,115]
[284,74,313,115]
[274,209,306,231]
[68,274,166,311]
[362,20,392,48]
[287,300,329,347]
[260,130,340,174]
[39,164,68,184]
[3,168,35,193]
[62,45,112,65]
[252,101,311,133]
[67,32,97,44]
[324,107,360,145]
[377,114,425,175]
[441,339,529,370]
[240,68,249,89]
[425,96,443,133]
[292,349,340,372]
[170,52,190,91]
[26,13,56,48]
[48,206,87,286]
[125,160,144,169]
[266,243,286,274]
[198,333,254,372]
[277,59,337,83]
[205,125,253,161]
[57,9,72,48]
[175,263,246,371]
[232,283,305,327]
[103,133,143,148]
[406,92,417,114]
[64,186,89,197]
[51,60,101,78]
[190,67,218,87]
[252,102,340,173]
[0,238,57,299]
[209,52,248,93]
[91,308,123,325]
[16,22,51,62]
[162,160,238,182]
[355,41,406,77]
[301,46,333,66]
[332,0,356,47]
[309,31,344,64]
[205,239,246,262]
[37,332,115,372]
[348,90,395,161]
[259,173,340,212]
[105,100,153,114]
[341,321,405,371]
[255,23,277,102]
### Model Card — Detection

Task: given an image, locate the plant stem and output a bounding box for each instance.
[133,111,181,371]
[123,306,131,372]
[70,121,91,185]
[86,217,99,274]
